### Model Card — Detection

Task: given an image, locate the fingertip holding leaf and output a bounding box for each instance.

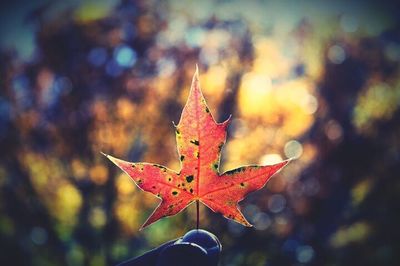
[103,66,291,229]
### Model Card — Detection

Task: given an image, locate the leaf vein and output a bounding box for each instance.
[200,170,269,197]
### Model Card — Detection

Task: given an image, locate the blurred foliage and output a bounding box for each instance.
[0,0,400,265]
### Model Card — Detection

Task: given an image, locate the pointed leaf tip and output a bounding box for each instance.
[102,153,127,168]
[281,158,293,167]
[221,114,233,127]
[192,65,199,84]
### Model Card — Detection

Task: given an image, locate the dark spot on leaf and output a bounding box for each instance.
[182,183,185,187]
[156,165,167,172]
[172,191,178,196]
[186,175,194,183]
[176,128,181,134]
[131,164,135,168]
[212,164,218,171]
[240,183,245,187]
[205,106,210,113]
[190,140,199,145]
[169,205,173,209]
[178,184,181,187]
[218,143,224,152]
[226,166,246,175]
[180,155,185,161]
[195,152,199,158]
[152,186,156,189]
[137,179,142,185]
[168,177,172,182]
[190,188,193,193]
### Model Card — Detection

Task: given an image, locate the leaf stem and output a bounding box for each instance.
[196,200,199,229]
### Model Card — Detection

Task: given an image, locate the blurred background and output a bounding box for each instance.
[1,0,400,265]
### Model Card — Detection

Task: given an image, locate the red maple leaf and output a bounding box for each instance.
[103,67,290,229]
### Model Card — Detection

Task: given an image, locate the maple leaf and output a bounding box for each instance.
[103,66,290,229]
